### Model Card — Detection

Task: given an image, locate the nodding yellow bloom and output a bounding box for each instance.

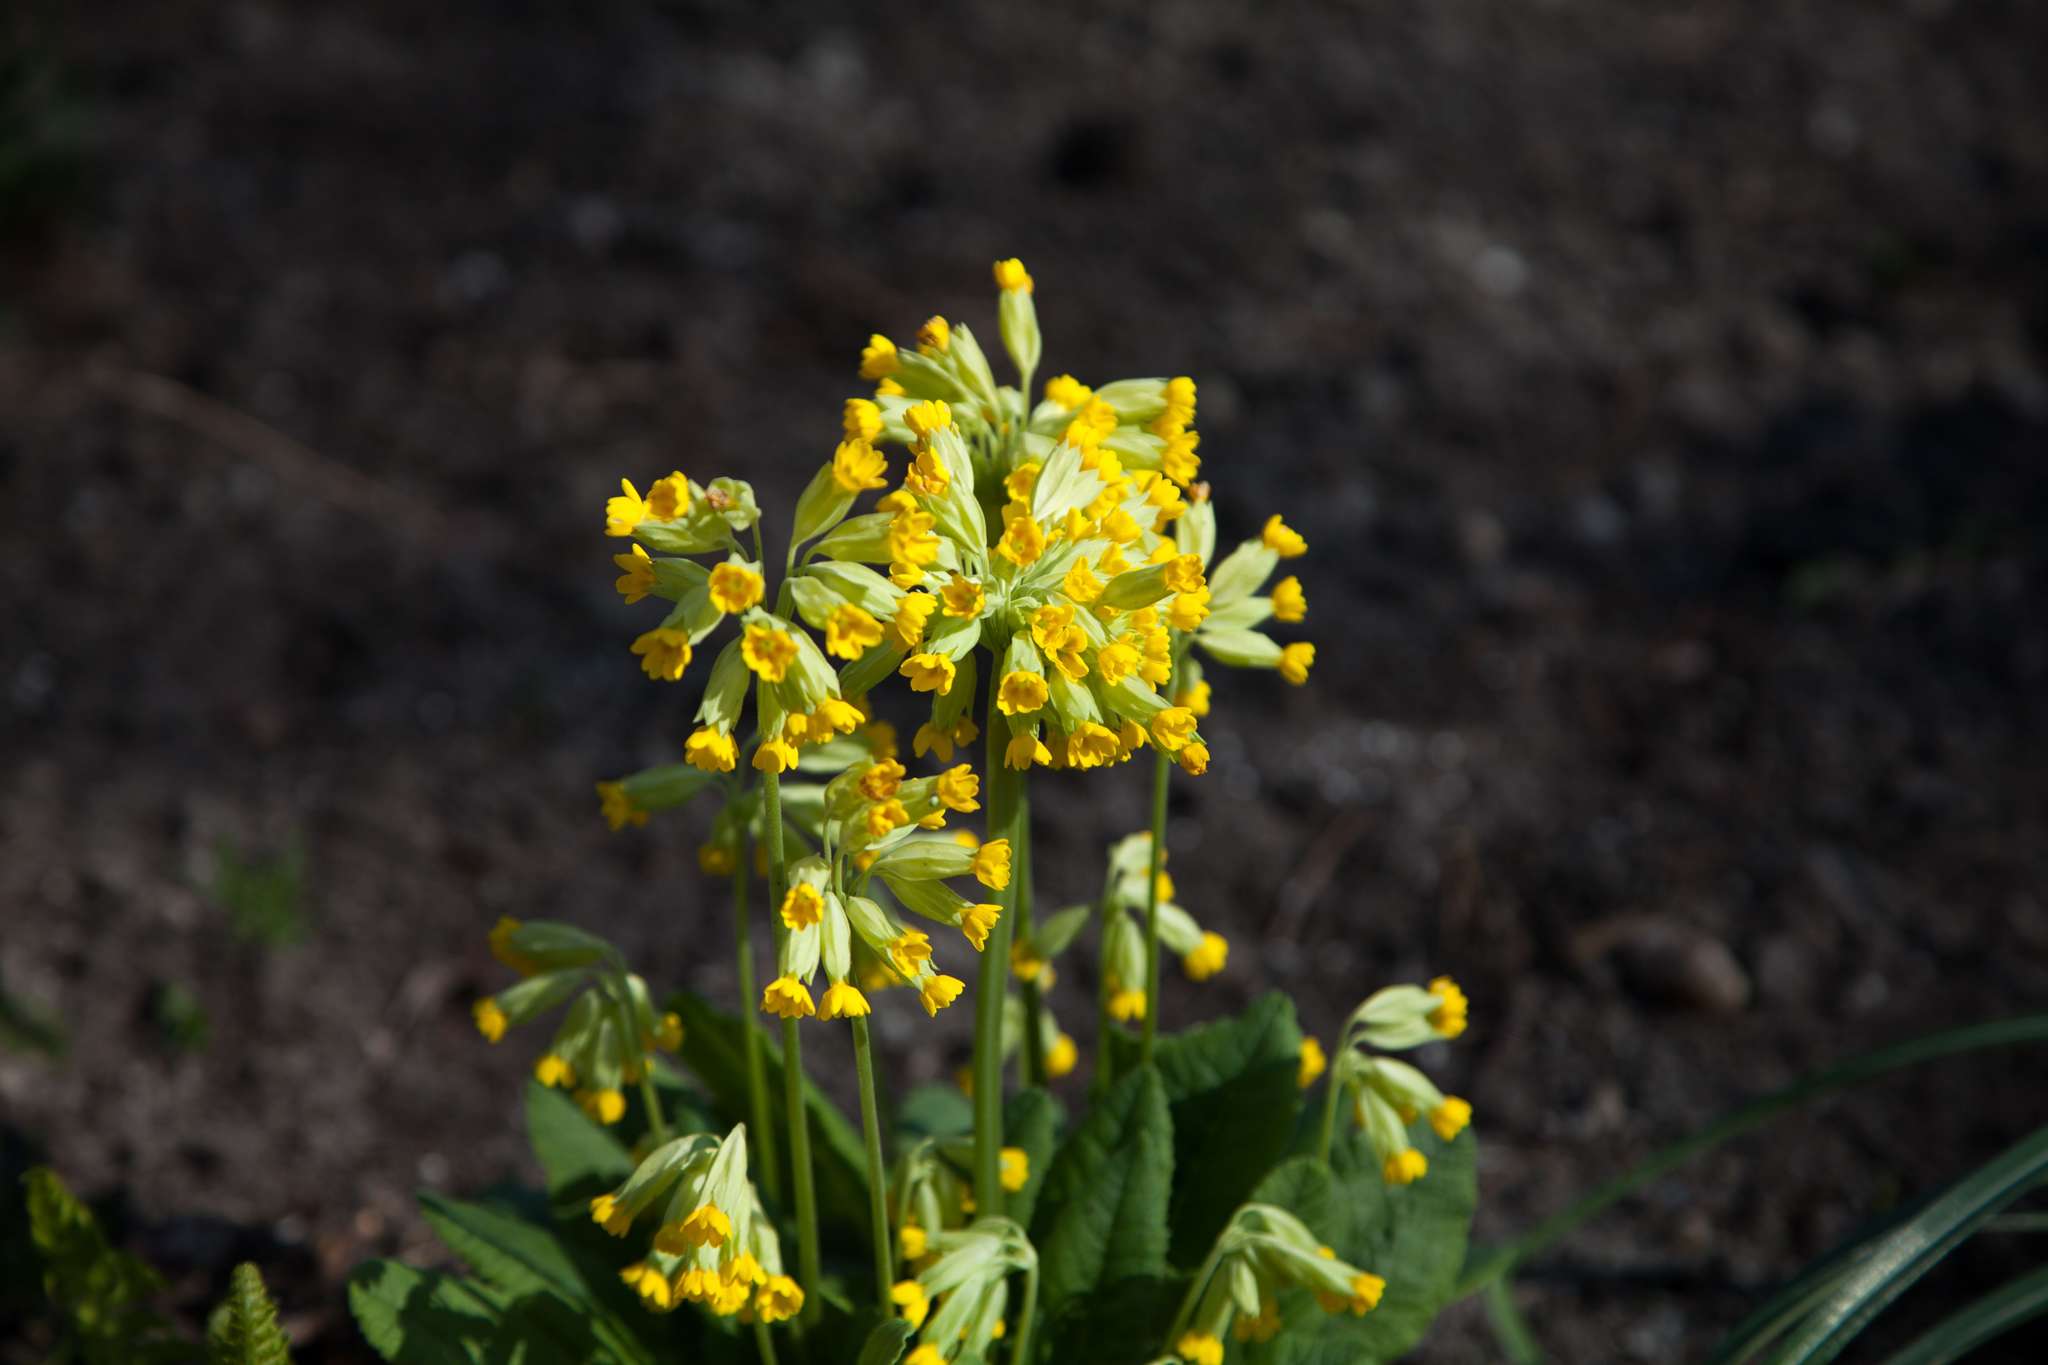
[1175,741,1211,776]
[707,562,765,614]
[1427,976,1469,1037]
[1162,433,1202,488]
[684,727,739,773]
[1005,460,1043,502]
[1347,1273,1387,1315]
[814,697,865,735]
[832,437,889,493]
[1167,587,1211,632]
[472,998,508,1042]
[1061,555,1105,604]
[916,316,950,353]
[741,624,799,682]
[1177,1331,1225,1365]
[863,719,900,760]
[919,974,966,1016]
[859,333,899,380]
[954,828,982,850]
[781,882,825,929]
[699,842,737,876]
[1176,678,1212,717]
[1000,1146,1030,1191]
[865,799,911,838]
[996,509,1047,566]
[971,838,1012,890]
[905,1348,946,1365]
[1094,639,1140,686]
[534,1053,575,1088]
[993,257,1034,293]
[597,780,649,831]
[645,472,690,521]
[1011,942,1047,981]
[1263,513,1309,558]
[1109,986,1148,1022]
[761,975,816,1019]
[1148,707,1199,754]
[652,1011,684,1052]
[679,1203,731,1248]
[1234,1297,1283,1343]
[590,1194,633,1236]
[898,1220,927,1260]
[1043,374,1093,409]
[605,478,649,537]
[577,1088,627,1125]
[1028,602,1074,649]
[1067,723,1121,769]
[899,652,957,695]
[913,721,956,761]
[1162,554,1207,595]
[752,736,799,773]
[859,757,907,800]
[892,593,939,650]
[904,399,952,438]
[1271,574,1307,622]
[1382,1148,1429,1185]
[675,1265,719,1304]
[1046,1032,1079,1078]
[756,1275,804,1324]
[997,670,1049,717]
[892,1279,932,1329]
[1298,1036,1328,1089]
[1431,1096,1473,1141]
[621,1261,673,1311]
[843,397,883,442]
[1183,931,1229,982]
[940,573,984,619]
[1005,731,1052,770]
[904,447,950,497]
[710,1276,750,1316]
[612,544,656,603]
[1278,641,1316,686]
[936,764,981,812]
[876,376,906,397]
[818,980,871,1020]
[1045,627,1089,681]
[887,930,934,977]
[488,916,539,976]
[631,628,692,681]
[959,902,1001,951]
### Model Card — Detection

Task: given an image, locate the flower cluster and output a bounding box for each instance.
[472,918,681,1125]
[1168,499,1316,714]
[1318,977,1474,1184]
[1168,1204,1386,1363]
[886,1206,1036,1365]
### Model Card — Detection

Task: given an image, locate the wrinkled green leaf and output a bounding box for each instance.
[523,1083,632,1206]
[207,1263,293,1365]
[25,1165,190,1363]
[347,1261,508,1364]
[855,1318,914,1365]
[895,1084,974,1146]
[1032,1066,1173,1312]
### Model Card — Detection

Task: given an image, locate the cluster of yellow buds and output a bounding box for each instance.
[1168,498,1316,712]
[593,1124,803,1325]
[887,1214,1036,1365]
[1316,977,1473,1184]
[1165,1203,1385,1363]
[472,918,682,1125]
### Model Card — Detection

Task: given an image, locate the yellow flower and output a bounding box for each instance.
[590,1194,633,1236]
[1109,987,1148,1022]
[630,628,692,681]
[859,333,899,379]
[993,257,1034,293]
[864,718,900,760]
[892,593,938,650]
[954,829,982,850]
[1279,641,1315,686]
[1298,1036,1327,1089]
[916,315,950,353]
[1162,554,1206,595]
[708,562,764,614]
[752,736,799,773]
[899,652,957,695]
[1005,731,1052,770]
[1322,1272,1385,1317]
[1095,640,1140,685]
[818,980,871,1020]
[472,998,508,1043]
[534,1053,574,1088]
[904,446,950,497]
[1043,374,1092,409]
[912,721,956,761]
[1263,513,1308,558]
[876,376,906,397]
[843,397,883,442]
[1061,556,1104,603]
[1177,1331,1224,1365]
[940,574,984,619]
[1045,626,1089,682]
[1176,678,1212,717]
[761,975,816,1019]
[1005,461,1042,501]
[865,799,910,838]
[612,544,656,603]
[646,471,690,521]
[1182,931,1228,982]
[1046,1032,1078,1078]
[604,478,648,537]
[959,902,1001,951]
[675,1266,718,1303]
[898,1221,927,1260]
[892,1280,931,1329]
[1271,574,1307,622]
[904,399,952,437]
[919,974,966,1016]
[832,437,889,493]
[887,929,933,977]
[996,509,1046,566]
[741,624,798,682]
[1147,707,1198,754]
[756,1275,804,1324]
[577,1088,626,1124]
[781,883,825,930]
[621,1261,672,1311]
[1427,976,1469,1037]
[814,697,864,735]
[971,838,1012,890]
[1167,587,1211,632]
[1066,723,1120,769]
[699,842,737,876]
[1431,1096,1473,1141]
[651,1011,684,1052]
[1175,740,1211,776]
[1234,1297,1282,1343]
[596,780,648,831]
[999,1146,1030,1191]
[684,727,738,773]
[905,1348,945,1365]
[858,757,906,801]
[935,764,981,813]
[997,670,1048,717]
[679,1203,731,1248]
[1382,1148,1428,1185]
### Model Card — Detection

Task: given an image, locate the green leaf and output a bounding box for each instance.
[1031,1066,1173,1312]
[1703,1204,1916,1365]
[347,1261,508,1364]
[895,1083,974,1145]
[207,1263,293,1365]
[524,1082,632,1205]
[1038,1274,1186,1365]
[855,1319,914,1365]
[1002,1087,1058,1231]
[1770,1123,2048,1363]
[1882,1262,2048,1365]
[25,1165,190,1363]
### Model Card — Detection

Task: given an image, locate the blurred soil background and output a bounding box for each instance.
[4,0,2048,1359]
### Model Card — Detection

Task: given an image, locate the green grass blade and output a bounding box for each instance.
[1881,1263,2048,1365]
[1458,1015,2048,1296]
[1768,1124,2048,1364]
[1704,1204,1924,1365]
[1483,1277,1545,1364]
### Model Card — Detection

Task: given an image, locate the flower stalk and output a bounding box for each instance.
[972,675,1025,1212]
[851,1016,894,1309]
[732,827,780,1202]
[760,761,821,1326]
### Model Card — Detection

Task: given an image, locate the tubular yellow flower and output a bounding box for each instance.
[996,509,1047,566]
[597,780,649,831]
[899,652,957,695]
[913,721,956,761]
[1272,574,1307,622]
[1298,1036,1328,1089]
[1177,1331,1225,1365]
[935,764,981,812]
[892,593,938,650]
[761,975,816,1019]
[1043,374,1092,408]
[1045,626,1089,681]
[1427,976,1469,1037]
[577,1088,627,1124]
[621,1261,673,1311]
[1061,556,1105,605]
[1005,731,1052,770]
[1149,706,1199,753]
[818,980,871,1020]
[992,257,1034,293]
[741,624,798,682]
[534,1053,574,1088]
[1175,740,1211,776]
[653,1011,684,1052]
[843,397,883,442]
[876,376,906,397]
[859,333,899,380]
[756,1275,804,1324]
[1278,641,1316,686]
[680,1203,732,1248]
[1046,1032,1078,1078]
[892,1279,932,1329]
[999,1146,1030,1191]
[859,757,906,800]
[1162,553,1207,595]
[699,842,737,876]
[707,562,765,614]
[997,670,1049,717]
[916,316,950,353]
[646,472,690,521]
[959,902,1001,951]
[472,998,508,1043]
[1176,678,1212,717]
[919,974,966,1017]
[1162,432,1202,488]
[781,882,825,929]
[1066,722,1120,769]
[905,1349,945,1365]
[752,736,799,773]
[971,838,1012,890]
[1431,1095,1473,1141]
[1005,460,1042,501]
[898,1221,927,1260]
[864,719,900,760]
[1095,639,1140,686]
[630,628,692,682]
[1235,1298,1283,1343]
[904,447,950,497]
[887,929,934,977]
[940,573,984,619]
[1383,1148,1429,1185]
[604,478,648,537]
[590,1194,633,1236]
[904,399,952,437]
[1263,513,1308,558]
[612,544,655,603]
[832,437,889,493]
[1182,931,1229,982]
[684,727,738,773]
[865,799,910,838]
[488,915,538,976]
[1109,986,1148,1022]
[1167,587,1211,632]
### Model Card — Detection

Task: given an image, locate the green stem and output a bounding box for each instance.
[852,1017,894,1310]
[1016,802,1045,1088]
[974,672,1025,1213]
[1138,744,1170,1064]
[636,1071,669,1145]
[1164,1236,1229,1345]
[1011,1254,1040,1365]
[760,766,820,1326]
[734,829,780,1203]
[1091,890,1116,1101]
[1315,1054,1346,1165]
[753,1319,781,1365]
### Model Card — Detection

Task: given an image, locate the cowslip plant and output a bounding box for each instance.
[350,261,1481,1364]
